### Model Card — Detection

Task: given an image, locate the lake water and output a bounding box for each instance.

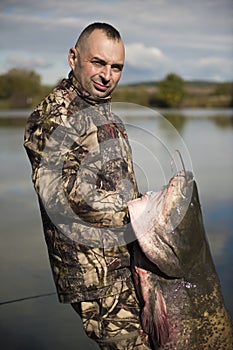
[0,107,233,349]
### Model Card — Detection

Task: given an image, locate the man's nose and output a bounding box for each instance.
[100,65,111,81]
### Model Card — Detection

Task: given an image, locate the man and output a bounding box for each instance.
[24,23,150,349]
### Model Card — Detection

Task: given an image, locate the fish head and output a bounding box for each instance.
[128,171,194,236]
[128,171,200,276]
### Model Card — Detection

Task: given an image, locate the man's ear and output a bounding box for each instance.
[68,47,77,70]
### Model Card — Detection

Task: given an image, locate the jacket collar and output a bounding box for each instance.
[68,71,111,106]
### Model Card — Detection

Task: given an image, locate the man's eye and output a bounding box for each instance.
[92,60,104,67]
[112,65,122,72]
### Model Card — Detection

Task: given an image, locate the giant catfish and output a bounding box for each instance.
[128,171,233,349]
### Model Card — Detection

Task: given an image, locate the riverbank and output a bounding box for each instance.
[112,80,233,108]
[0,107,232,128]
[0,69,232,110]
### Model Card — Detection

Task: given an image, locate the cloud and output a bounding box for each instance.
[197,57,233,68]
[193,56,233,81]
[6,55,52,69]
[125,43,168,70]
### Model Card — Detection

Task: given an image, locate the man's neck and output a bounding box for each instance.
[68,71,111,105]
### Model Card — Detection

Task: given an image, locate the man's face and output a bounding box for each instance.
[69,29,125,99]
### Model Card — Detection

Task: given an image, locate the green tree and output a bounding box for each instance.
[157,73,185,107]
[215,82,232,95]
[0,68,42,108]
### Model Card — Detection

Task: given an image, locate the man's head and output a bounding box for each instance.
[68,22,125,100]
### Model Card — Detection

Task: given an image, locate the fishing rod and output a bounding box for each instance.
[0,292,56,306]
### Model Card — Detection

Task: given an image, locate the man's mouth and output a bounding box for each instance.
[93,81,109,92]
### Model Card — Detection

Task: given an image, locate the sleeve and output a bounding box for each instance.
[61,123,135,228]
[24,111,135,230]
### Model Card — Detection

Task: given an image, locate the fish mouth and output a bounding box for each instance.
[168,171,194,198]
[127,190,163,224]
[161,171,194,230]
[128,171,194,233]
[170,150,194,198]
[127,196,147,222]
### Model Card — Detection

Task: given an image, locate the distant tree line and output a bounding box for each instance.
[151,73,185,107]
[0,68,232,109]
[113,73,233,108]
[0,68,53,108]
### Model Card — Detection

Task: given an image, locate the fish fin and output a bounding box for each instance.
[141,287,170,346]
[154,288,170,345]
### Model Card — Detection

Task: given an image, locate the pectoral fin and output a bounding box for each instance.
[141,287,170,346]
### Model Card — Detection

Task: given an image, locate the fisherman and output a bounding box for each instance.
[24,22,150,349]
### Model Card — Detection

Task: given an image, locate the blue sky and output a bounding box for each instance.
[0,0,232,85]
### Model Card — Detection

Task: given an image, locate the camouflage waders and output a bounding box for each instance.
[72,278,151,349]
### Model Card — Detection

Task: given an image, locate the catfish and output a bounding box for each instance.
[128,171,233,349]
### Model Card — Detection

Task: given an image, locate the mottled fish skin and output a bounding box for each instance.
[128,171,233,350]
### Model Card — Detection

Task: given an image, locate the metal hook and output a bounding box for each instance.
[175,149,187,180]
[174,149,188,198]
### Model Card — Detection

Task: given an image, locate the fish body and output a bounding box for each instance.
[128,171,233,349]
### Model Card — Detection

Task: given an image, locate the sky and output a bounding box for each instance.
[0,0,233,85]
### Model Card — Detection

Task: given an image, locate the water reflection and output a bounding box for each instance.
[0,108,232,349]
[162,114,187,133]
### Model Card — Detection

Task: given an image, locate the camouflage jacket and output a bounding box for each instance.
[24,72,139,303]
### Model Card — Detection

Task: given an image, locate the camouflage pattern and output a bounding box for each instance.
[71,278,151,349]
[24,71,140,304]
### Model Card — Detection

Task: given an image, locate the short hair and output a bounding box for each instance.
[75,22,122,48]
